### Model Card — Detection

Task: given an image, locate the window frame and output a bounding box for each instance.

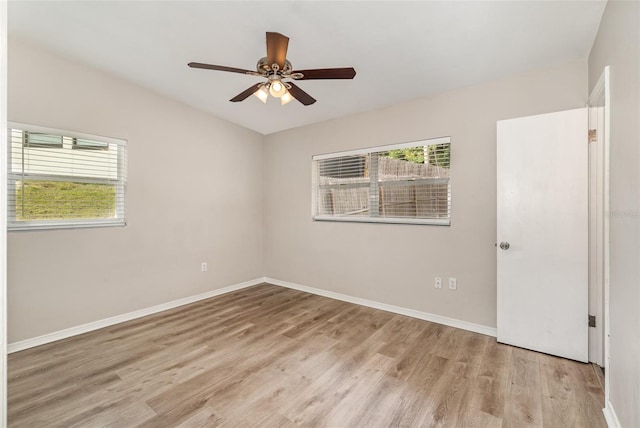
[7,122,127,231]
[312,137,451,226]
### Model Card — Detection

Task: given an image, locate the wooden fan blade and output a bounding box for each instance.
[188,62,254,75]
[293,67,356,80]
[287,82,316,106]
[266,32,289,69]
[230,84,263,102]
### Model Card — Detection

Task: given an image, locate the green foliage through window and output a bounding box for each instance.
[383,147,425,163]
[15,180,116,221]
[382,144,450,168]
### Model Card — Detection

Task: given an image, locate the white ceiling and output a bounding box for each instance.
[8,1,606,135]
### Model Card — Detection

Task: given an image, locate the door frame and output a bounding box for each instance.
[588,66,610,403]
[588,95,605,367]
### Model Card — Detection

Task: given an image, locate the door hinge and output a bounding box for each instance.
[589,314,596,327]
[589,129,597,143]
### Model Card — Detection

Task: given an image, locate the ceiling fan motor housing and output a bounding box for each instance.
[257,57,293,75]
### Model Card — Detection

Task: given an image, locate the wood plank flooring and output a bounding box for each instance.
[8,283,606,427]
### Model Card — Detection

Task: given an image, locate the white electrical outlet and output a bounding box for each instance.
[201,262,207,272]
[435,277,442,289]
[449,277,457,290]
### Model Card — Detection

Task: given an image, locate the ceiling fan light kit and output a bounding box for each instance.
[254,80,293,105]
[188,32,356,106]
[254,85,269,103]
[268,80,287,98]
[279,91,294,105]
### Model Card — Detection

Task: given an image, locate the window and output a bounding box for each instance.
[72,138,109,151]
[24,132,63,149]
[312,137,451,225]
[8,123,127,231]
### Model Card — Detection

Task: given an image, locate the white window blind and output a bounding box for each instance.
[312,137,451,225]
[8,122,127,231]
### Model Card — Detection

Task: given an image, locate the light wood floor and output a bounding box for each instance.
[9,283,606,427]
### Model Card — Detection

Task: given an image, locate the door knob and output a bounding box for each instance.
[499,241,510,250]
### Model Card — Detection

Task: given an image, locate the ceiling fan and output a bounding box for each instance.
[188,32,356,106]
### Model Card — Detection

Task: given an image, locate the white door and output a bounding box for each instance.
[497,108,588,362]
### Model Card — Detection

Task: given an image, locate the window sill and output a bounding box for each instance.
[8,219,126,232]
[313,215,450,226]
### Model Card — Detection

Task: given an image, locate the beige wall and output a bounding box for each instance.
[7,37,595,347]
[7,40,591,344]
[589,1,640,426]
[263,60,587,329]
[7,39,264,343]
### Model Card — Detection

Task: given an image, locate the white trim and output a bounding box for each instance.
[8,278,264,353]
[589,66,611,406]
[602,66,611,406]
[9,218,125,232]
[8,275,499,354]
[264,277,497,337]
[313,215,450,226]
[603,401,621,428]
[312,136,451,160]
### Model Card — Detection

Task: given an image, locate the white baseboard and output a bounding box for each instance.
[603,401,621,428]
[9,276,497,354]
[8,278,264,354]
[264,277,497,337]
